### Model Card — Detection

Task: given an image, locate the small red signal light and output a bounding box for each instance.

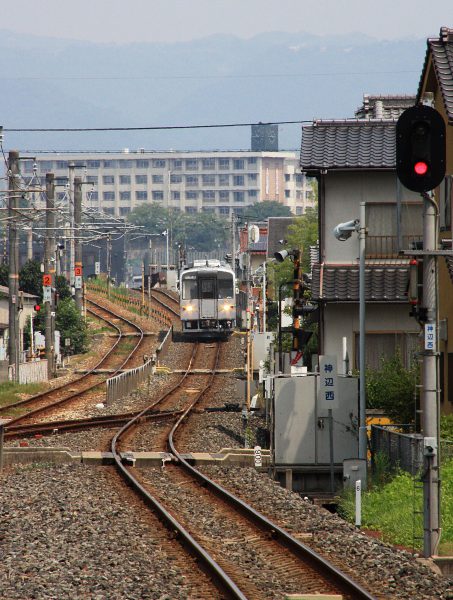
[414,161,428,176]
[34,304,41,312]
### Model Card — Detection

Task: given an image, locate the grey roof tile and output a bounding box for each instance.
[300,120,396,172]
[311,264,409,302]
[355,95,416,119]
[417,27,453,123]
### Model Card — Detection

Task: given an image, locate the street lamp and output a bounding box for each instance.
[333,203,367,462]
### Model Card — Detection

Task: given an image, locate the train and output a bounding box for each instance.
[179,259,236,338]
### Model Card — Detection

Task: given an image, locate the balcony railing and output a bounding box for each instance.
[366,235,423,258]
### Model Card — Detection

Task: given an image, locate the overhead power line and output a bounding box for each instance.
[3,120,310,133]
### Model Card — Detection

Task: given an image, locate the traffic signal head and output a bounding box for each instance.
[396,105,446,193]
[33,304,41,312]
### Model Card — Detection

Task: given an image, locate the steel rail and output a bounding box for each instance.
[110,343,247,600]
[167,359,377,600]
[4,299,145,430]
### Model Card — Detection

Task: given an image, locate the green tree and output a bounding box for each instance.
[19,259,42,298]
[366,352,419,424]
[179,212,228,251]
[55,274,71,300]
[0,263,8,287]
[244,200,292,220]
[55,298,87,355]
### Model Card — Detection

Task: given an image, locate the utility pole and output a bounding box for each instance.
[68,162,75,292]
[8,151,20,383]
[45,173,56,378]
[107,233,112,298]
[421,192,440,557]
[74,177,83,312]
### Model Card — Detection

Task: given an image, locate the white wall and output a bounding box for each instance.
[324,171,420,263]
[323,303,419,368]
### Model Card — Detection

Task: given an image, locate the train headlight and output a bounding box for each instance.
[184,305,194,312]
[222,304,234,311]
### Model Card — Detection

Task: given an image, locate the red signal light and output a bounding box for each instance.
[34,304,41,312]
[414,161,428,176]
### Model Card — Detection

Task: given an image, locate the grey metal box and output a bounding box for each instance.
[273,375,358,466]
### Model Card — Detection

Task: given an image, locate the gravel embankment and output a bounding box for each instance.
[0,464,214,600]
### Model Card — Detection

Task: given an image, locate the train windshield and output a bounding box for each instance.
[218,274,234,298]
[182,275,197,300]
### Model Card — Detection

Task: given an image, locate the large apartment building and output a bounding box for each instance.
[20,150,314,217]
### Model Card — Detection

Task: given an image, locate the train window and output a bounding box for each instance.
[201,279,215,299]
[182,276,197,300]
[218,275,234,298]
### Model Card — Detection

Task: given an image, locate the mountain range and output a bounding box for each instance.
[0,30,427,153]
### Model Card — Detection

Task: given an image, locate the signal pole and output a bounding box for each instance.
[74,177,83,311]
[8,151,20,383]
[45,173,56,378]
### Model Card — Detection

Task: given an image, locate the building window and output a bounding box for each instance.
[22,161,34,174]
[103,192,115,201]
[136,159,149,168]
[118,159,132,167]
[219,206,230,215]
[185,206,197,213]
[171,159,183,170]
[233,159,245,170]
[233,175,244,186]
[88,191,98,201]
[202,191,215,202]
[86,176,98,184]
[219,158,230,170]
[219,190,229,201]
[56,161,68,170]
[103,160,117,168]
[285,190,291,198]
[136,191,148,201]
[152,175,164,184]
[186,175,199,186]
[219,174,229,186]
[104,208,115,215]
[120,191,131,201]
[170,174,183,184]
[202,158,215,170]
[103,175,115,184]
[296,206,303,215]
[120,175,131,185]
[136,175,148,184]
[233,207,244,214]
[152,191,163,201]
[40,161,53,171]
[186,191,198,200]
[202,207,215,213]
[202,174,215,186]
[248,157,257,165]
[86,160,100,169]
[119,207,131,215]
[172,191,180,200]
[285,174,291,182]
[185,159,198,170]
[152,159,166,168]
[295,173,303,183]
[57,192,66,201]
[233,191,244,203]
[248,190,257,198]
[248,173,258,182]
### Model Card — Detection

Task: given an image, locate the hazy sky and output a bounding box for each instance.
[2,0,452,44]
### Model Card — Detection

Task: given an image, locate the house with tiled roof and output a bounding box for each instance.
[417,26,453,407]
[300,107,422,371]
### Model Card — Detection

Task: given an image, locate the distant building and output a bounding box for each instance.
[20,149,315,218]
[251,124,279,151]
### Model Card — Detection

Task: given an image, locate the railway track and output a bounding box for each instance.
[3,298,146,432]
[109,341,376,600]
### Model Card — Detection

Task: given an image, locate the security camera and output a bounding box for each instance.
[333,219,359,241]
[274,249,289,263]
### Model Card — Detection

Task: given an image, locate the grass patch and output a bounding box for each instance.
[338,459,453,553]
[0,381,46,409]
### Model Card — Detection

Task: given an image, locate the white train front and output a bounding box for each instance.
[179,260,236,338]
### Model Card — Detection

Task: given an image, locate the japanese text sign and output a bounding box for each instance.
[318,355,339,409]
